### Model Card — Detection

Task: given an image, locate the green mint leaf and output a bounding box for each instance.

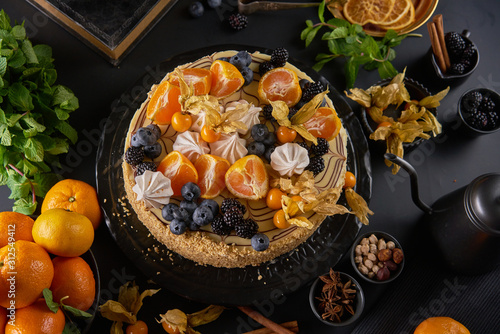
[44,69,58,86]
[13,197,36,215]
[0,10,11,30]
[301,25,313,41]
[318,0,325,23]
[345,57,362,89]
[33,44,53,65]
[23,127,38,138]
[46,137,69,155]
[62,304,92,318]
[0,167,8,186]
[330,27,348,39]
[21,39,38,64]
[0,124,12,146]
[36,133,56,151]
[8,49,26,68]
[18,158,39,177]
[326,18,350,28]
[55,107,70,120]
[7,113,23,127]
[8,82,34,111]
[55,121,78,144]
[6,169,31,199]
[312,56,335,72]
[378,60,398,79]
[0,56,7,77]
[43,288,61,313]
[23,115,46,132]
[305,26,322,48]
[63,322,82,334]
[52,85,75,106]
[23,137,44,162]
[33,172,59,198]
[0,30,17,49]
[12,25,26,40]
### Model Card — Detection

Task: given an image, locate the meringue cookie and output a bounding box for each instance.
[271,143,310,177]
[209,133,248,165]
[133,170,174,209]
[173,131,210,163]
[225,100,262,135]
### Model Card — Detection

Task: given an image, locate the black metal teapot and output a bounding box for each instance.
[384,153,500,275]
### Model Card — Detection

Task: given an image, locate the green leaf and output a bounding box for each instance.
[17,158,39,176]
[8,82,34,111]
[36,133,56,150]
[345,57,362,89]
[33,44,53,65]
[62,304,92,318]
[6,170,31,200]
[0,10,11,30]
[54,107,69,120]
[329,27,348,39]
[33,172,59,197]
[7,113,23,127]
[44,69,57,86]
[0,124,12,146]
[23,127,38,138]
[23,137,44,162]
[21,39,38,64]
[378,60,398,79]
[318,0,325,23]
[63,322,81,334]
[0,56,7,77]
[43,288,60,313]
[304,26,322,48]
[12,197,36,215]
[0,167,8,186]
[23,115,46,132]
[12,25,26,40]
[46,137,69,155]
[55,121,78,144]
[8,49,25,68]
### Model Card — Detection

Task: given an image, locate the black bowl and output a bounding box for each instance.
[350,231,405,284]
[457,88,500,136]
[309,271,365,326]
[430,30,480,80]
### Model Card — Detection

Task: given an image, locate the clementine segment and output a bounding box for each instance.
[225,155,269,200]
[4,298,65,334]
[41,179,102,229]
[194,154,230,199]
[209,60,245,98]
[157,151,198,196]
[258,67,302,107]
[414,317,470,334]
[50,256,95,311]
[147,81,182,125]
[303,106,342,140]
[169,68,212,95]
[0,212,35,247]
[0,241,54,309]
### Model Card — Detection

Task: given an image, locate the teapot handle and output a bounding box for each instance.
[384,153,433,215]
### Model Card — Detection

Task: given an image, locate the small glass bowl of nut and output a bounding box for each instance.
[350,231,405,284]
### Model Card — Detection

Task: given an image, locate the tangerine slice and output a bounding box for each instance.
[146,81,182,125]
[194,154,230,199]
[157,151,198,196]
[225,155,269,200]
[343,0,396,26]
[379,0,415,30]
[379,0,411,25]
[258,67,302,107]
[169,68,212,95]
[303,106,342,140]
[209,60,245,98]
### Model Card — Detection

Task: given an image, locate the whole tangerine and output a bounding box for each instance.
[414,317,470,334]
[4,298,65,334]
[0,212,35,247]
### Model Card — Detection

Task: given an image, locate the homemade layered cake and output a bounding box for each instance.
[122,49,350,268]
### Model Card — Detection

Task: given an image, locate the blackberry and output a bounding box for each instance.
[468,111,489,130]
[223,206,244,227]
[449,63,466,75]
[135,162,157,176]
[235,219,258,239]
[288,107,298,119]
[270,47,289,67]
[481,97,495,112]
[124,146,144,166]
[445,32,466,58]
[311,138,329,156]
[262,104,274,121]
[301,81,324,102]
[221,198,247,214]
[297,141,311,155]
[461,45,476,61]
[259,61,275,76]
[462,91,483,111]
[228,13,248,31]
[211,215,232,236]
[306,156,325,176]
[488,111,499,129]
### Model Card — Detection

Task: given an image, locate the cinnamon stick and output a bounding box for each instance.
[427,21,447,73]
[243,321,299,334]
[433,14,451,69]
[237,306,295,334]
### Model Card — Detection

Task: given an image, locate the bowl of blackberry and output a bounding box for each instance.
[458,88,500,135]
[431,30,479,79]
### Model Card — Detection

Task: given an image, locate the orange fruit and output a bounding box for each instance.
[343,0,396,26]
[266,188,284,210]
[225,155,269,200]
[303,106,342,141]
[32,208,94,257]
[209,60,245,98]
[170,112,192,132]
[157,151,198,196]
[146,81,182,125]
[50,256,95,311]
[4,298,65,334]
[258,68,302,107]
[414,317,470,334]
[126,320,149,334]
[343,171,356,189]
[194,154,230,199]
[1,307,7,334]
[273,209,290,229]
[41,179,102,229]
[200,125,221,143]
[169,68,212,95]
[276,126,297,144]
[0,212,35,247]
[0,241,54,309]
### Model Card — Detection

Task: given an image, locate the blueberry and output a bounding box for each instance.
[247,141,266,156]
[162,203,179,221]
[206,0,222,8]
[262,132,276,146]
[251,233,269,251]
[131,134,142,147]
[170,219,187,235]
[143,142,162,159]
[188,220,200,231]
[180,200,198,215]
[200,199,219,216]
[192,206,214,226]
[173,207,191,221]
[264,146,275,162]
[135,127,157,146]
[251,124,269,142]
[188,1,204,18]
[181,182,201,201]
[229,51,252,69]
[146,123,161,140]
[240,66,254,86]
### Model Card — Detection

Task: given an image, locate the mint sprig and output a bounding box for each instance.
[301,1,414,88]
[0,10,79,214]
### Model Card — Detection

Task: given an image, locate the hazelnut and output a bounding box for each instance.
[360,244,370,255]
[372,265,380,274]
[377,248,392,262]
[355,244,362,256]
[355,255,363,264]
[358,263,369,275]
[368,272,375,279]
[368,234,378,244]
[364,259,374,269]
[393,248,404,264]
[386,241,396,250]
[378,239,387,250]
[376,265,390,281]
[385,260,398,271]
[367,253,377,262]
[360,237,369,245]
[369,244,378,254]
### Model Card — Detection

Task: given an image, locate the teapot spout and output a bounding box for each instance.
[384,153,433,215]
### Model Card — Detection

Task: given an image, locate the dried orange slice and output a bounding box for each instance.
[194,154,230,199]
[209,60,245,98]
[343,0,396,26]
[157,151,198,196]
[379,0,415,30]
[225,155,269,200]
[379,0,411,25]
[303,106,342,141]
[169,68,212,95]
[146,81,182,125]
[258,67,302,107]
